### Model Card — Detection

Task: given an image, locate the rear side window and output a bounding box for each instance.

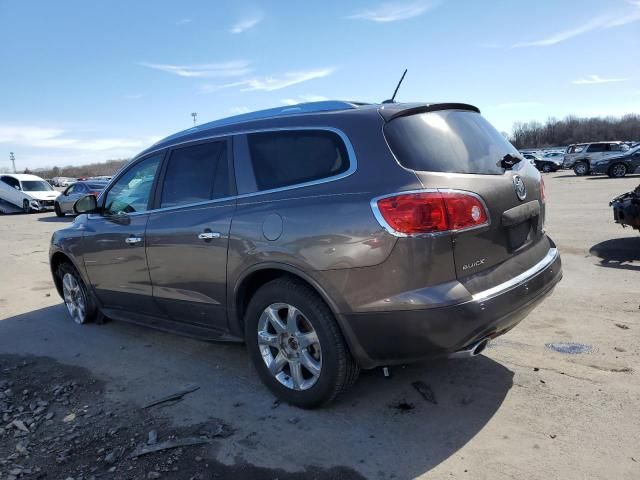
[161,141,229,208]
[587,144,606,153]
[247,130,349,191]
[384,110,518,174]
[567,144,586,154]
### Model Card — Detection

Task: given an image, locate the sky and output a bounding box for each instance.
[1,0,639,170]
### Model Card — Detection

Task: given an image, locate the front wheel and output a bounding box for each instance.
[22,199,31,214]
[54,202,65,217]
[58,262,96,324]
[608,163,627,178]
[574,162,589,176]
[542,163,552,173]
[245,278,359,408]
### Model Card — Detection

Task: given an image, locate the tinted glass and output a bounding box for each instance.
[160,141,228,208]
[384,110,519,174]
[87,183,107,190]
[247,130,349,191]
[104,154,161,215]
[587,144,606,153]
[1,176,17,187]
[21,181,54,191]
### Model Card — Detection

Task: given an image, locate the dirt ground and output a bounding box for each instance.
[0,172,639,480]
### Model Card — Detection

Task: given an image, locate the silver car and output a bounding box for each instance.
[55,181,108,217]
[563,142,630,176]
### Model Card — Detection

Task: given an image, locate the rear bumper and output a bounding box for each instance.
[342,248,562,368]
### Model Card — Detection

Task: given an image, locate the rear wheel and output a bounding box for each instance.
[245,277,359,408]
[574,162,589,176]
[22,199,31,214]
[608,163,627,178]
[58,262,96,324]
[54,203,65,217]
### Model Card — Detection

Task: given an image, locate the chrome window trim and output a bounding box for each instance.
[89,126,357,218]
[472,247,559,302]
[370,188,492,238]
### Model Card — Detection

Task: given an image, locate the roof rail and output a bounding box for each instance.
[157,101,363,146]
[200,101,360,130]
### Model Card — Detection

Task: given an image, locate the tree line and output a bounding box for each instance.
[510,114,640,149]
[26,159,129,179]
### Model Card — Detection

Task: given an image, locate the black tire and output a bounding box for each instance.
[608,163,627,178]
[244,277,359,408]
[57,262,97,324]
[574,162,589,176]
[542,163,552,173]
[54,202,65,217]
[22,199,31,214]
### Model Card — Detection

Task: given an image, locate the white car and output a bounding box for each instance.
[0,174,61,213]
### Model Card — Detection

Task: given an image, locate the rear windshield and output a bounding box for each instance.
[87,183,107,190]
[384,110,518,175]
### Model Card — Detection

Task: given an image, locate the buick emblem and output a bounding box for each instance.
[513,175,527,201]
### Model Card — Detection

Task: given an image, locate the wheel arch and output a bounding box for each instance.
[231,263,366,366]
[50,251,84,299]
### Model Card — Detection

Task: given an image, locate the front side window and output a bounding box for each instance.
[21,180,54,192]
[103,154,161,215]
[247,130,349,191]
[160,141,228,208]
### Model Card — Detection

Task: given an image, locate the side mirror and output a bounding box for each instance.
[74,194,98,215]
[14,185,21,191]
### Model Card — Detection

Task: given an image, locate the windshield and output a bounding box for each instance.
[21,180,54,192]
[384,110,519,175]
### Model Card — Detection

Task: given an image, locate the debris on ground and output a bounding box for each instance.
[411,381,437,404]
[130,437,210,458]
[614,323,630,330]
[389,400,415,413]
[142,384,200,409]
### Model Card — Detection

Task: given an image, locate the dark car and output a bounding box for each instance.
[592,146,640,178]
[49,101,562,408]
[55,181,108,216]
[610,185,640,232]
[523,153,561,173]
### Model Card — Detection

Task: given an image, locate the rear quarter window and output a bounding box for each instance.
[383,110,518,174]
[247,130,350,191]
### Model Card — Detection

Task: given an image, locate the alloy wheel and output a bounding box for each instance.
[257,303,322,391]
[611,164,627,178]
[62,273,87,324]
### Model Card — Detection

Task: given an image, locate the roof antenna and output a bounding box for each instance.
[383,69,407,104]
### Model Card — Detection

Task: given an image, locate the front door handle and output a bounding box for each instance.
[198,232,221,240]
[125,236,143,245]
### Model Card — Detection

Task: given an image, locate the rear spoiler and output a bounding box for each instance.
[378,103,481,122]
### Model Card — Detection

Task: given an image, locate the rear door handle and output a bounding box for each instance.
[125,236,143,244]
[198,232,221,240]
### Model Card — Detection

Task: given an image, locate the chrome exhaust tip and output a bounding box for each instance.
[448,338,490,359]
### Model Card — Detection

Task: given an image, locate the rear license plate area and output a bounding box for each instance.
[506,219,536,251]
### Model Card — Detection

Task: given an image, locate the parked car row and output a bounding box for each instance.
[0,173,110,214]
[520,141,640,178]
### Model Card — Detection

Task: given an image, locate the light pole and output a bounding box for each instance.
[191,112,197,126]
[9,152,16,173]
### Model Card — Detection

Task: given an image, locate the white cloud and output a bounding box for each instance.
[230,13,263,33]
[140,60,252,78]
[202,68,336,93]
[281,95,329,106]
[347,0,439,22]
[495,102,543,109]
[228,106,250,115]
[177,18,192,26]
[0,125,147,152]
[513,5,640,47]
[572,75,629,85]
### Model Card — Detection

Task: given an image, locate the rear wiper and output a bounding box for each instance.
[501,153,523,170]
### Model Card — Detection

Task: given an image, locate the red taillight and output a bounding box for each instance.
[540,177,546,203]
[374,191,488,235]
[89,191,100,197]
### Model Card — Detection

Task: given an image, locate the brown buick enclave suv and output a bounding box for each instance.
[49,101,562,407]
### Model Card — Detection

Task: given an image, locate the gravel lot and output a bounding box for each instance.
[0,172,639,480]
